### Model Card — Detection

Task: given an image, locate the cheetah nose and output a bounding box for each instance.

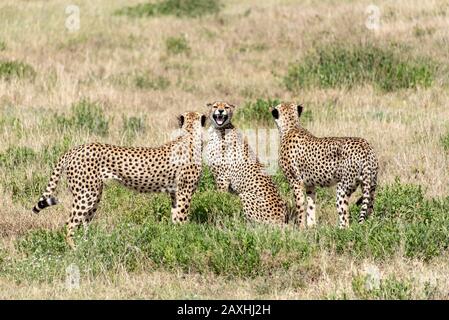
[218,109,224,114]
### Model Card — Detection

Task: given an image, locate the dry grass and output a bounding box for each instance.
[1,0,449,299]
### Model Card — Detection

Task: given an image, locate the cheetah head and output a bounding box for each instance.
[270,103,303,131]
[177,111,207,133]
[207,101,235,128]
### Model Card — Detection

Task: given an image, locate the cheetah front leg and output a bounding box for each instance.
[292,181,306,228]
[171,188,193,224]
[305,186,316,227]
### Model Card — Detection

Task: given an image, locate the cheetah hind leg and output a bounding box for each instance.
[240,193,264,223]
[66,187,103,249]
[336,183,355,228]
[305,186,316,227]
[357,168,376,223]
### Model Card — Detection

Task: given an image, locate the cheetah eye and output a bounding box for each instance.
[225,106,230,109]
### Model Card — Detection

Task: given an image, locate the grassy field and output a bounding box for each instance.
[1,0,449,299]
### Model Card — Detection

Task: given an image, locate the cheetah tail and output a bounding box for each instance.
[355,196,363,206]
[32,150,71,214]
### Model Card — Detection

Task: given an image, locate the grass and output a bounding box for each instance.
[53,99,109,136]
[2,179,449,285]
[284,44,435,92]
[441,131,449,151]
[134,73,170,90]
[0,60,35,81]
[115,0,221,18]
[352,275,413,299]
[122,115,146,141]
[234,98,312,126]
[1,0,449,299]
[166,35,191,55]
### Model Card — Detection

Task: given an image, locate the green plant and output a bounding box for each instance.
[54,99,109,136]
[284,44,435,92]
[0,146,36,170]
[441,131,449,151]
[234,98,313,126]
[166,36,191,55]
[0,41,6,51]
[352,275,412,299]
[134,73,170,90]
[115,0,221,18]
[122,115,146,141]
[0,60,36,81]
[234,98,280,125]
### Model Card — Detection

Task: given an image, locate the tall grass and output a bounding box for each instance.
[284,44,435,92]
[115,0,221,18]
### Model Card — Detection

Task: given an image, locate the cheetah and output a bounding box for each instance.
[204,101,287,225]
[271,103,378,228]
[32,112,207,249]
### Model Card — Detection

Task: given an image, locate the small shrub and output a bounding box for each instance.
[352,275,413,299]
[413,26,434,38]
[197,165,216,192]
[0,41,6,51]
[0,146,36,170]
[234,98,280,125]
[55,99,109,136]
[190,189,243,224]
[122,115,146,141]
[166,36,190,55]
[284,44,435,92]
[134,73,170,90]
[0,60,36,81]
[115,0,221,18]
[440,131,449,151]
[8,172,48,203]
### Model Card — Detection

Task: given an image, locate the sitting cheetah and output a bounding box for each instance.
[204,101,287,225]
[33,112,206,248]
[271,103,378,228]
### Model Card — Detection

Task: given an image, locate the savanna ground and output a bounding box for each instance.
[0,0,449,299]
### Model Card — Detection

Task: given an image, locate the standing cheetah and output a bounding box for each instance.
[271,103,378,228]
[204,101,287,225]
[33,112,207,248]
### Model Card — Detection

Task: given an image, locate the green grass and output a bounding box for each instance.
[53,99,109,136]
[0,137,73,205]
[0,41,6,51]
[352,275,413,299]
[0,60,36,81]
[441,131,449,151]
[166,35,191,55]
[115,0,221,18]
[134,73,170,90]
[234,98,313,126]
[284,44,435,92]
[3,179,449,284]
[122,115,146,141]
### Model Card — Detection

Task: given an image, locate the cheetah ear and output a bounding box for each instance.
[297,105,303,118]
[206,102,213,108]
[177,114,185,128]
[200,115,207,127]
[271,108,279,120]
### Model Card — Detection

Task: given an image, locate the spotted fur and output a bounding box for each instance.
[271,103,378,228]
[205,101,287,225]
[33,112,207,249]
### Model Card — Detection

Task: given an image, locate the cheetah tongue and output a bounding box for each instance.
[216,116,224,125]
